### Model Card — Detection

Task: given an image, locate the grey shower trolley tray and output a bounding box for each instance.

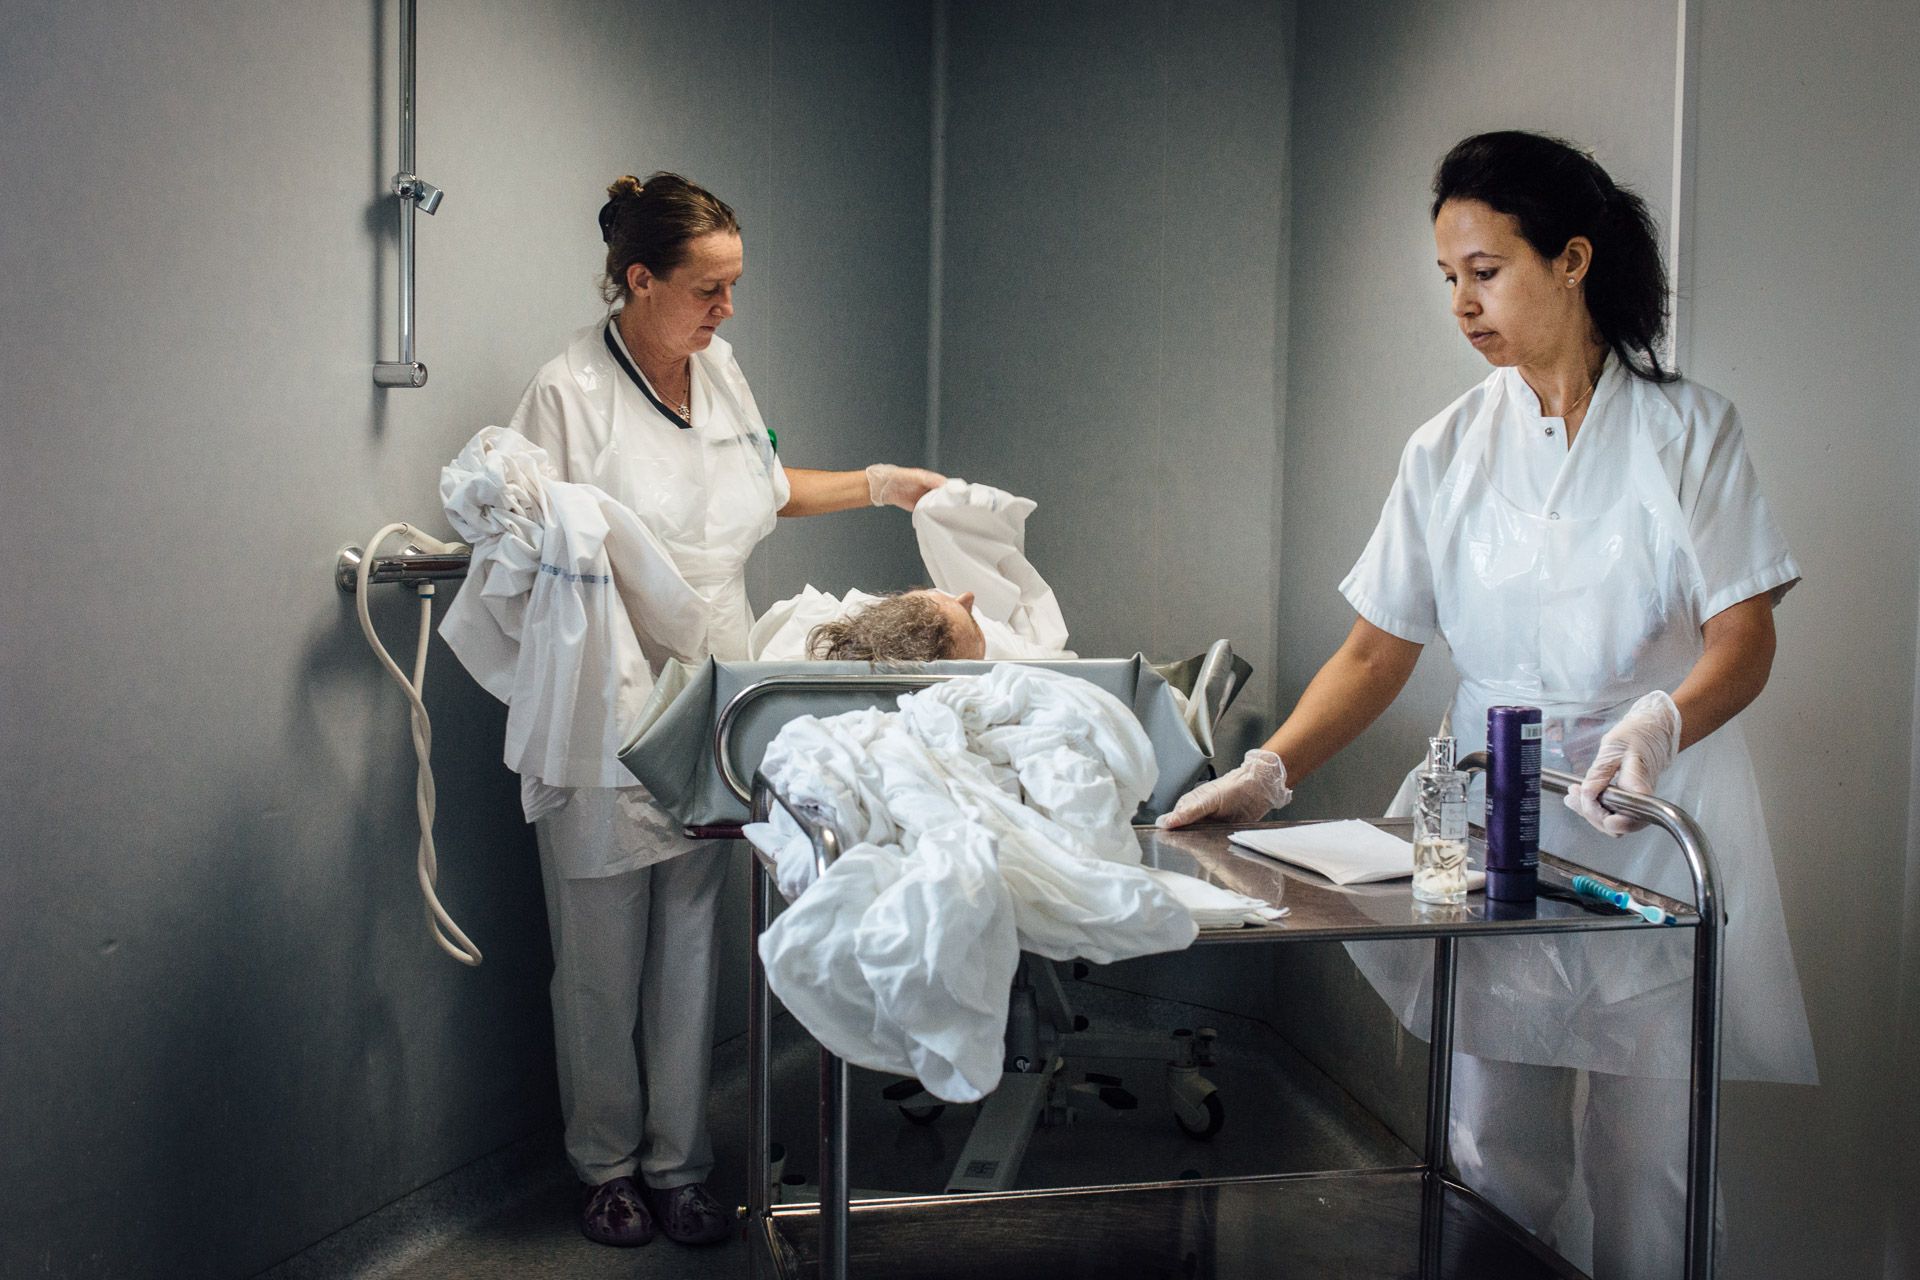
[725,683,1723,1280]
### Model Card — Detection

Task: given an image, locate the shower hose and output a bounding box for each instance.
[356,522,483,966]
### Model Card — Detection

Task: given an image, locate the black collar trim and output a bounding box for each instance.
[604,320,692,430]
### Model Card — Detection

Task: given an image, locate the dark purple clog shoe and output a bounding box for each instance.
[642,1180,733,1245]
[580,1175,653,1247]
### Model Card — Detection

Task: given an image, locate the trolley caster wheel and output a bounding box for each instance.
[1175,1092,1225,1140]
[899,1103,946,1126]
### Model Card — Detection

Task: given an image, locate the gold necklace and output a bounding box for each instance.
[1560,377,1597,419]
[641,359,692,421]
[615,316,693,421]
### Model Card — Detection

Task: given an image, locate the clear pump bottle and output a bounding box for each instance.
[1413,736,1471,904]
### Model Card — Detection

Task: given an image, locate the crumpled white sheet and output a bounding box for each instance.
[746,479,1075,661]
[747,584,889,662]
[747,817,1283,933]
[751,665,1272,1103]
[439,426,706,816]
[913,479,1070,654]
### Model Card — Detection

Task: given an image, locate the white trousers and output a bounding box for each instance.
[535,789,731,1188]
[1450,1054,1692,1279]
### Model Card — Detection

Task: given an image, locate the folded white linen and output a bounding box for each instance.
[1143,867,1287,928]
[755,665,1199,1103]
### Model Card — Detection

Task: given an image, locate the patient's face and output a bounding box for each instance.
[919,590,987,660]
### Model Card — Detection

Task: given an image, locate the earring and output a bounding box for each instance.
[1568,277,1577,287]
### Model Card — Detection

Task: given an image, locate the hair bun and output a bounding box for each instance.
[598,174,645,243]
[596,170,740,305]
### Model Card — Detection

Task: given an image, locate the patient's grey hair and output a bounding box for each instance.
[806,591,961,664]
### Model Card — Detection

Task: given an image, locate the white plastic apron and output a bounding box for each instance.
[1350,369,1817,1083]
[514,327,784,875]
[557,325,782,664]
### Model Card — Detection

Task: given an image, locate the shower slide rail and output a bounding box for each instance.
[373,0,444,389]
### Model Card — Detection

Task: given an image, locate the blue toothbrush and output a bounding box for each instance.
[1571,875,1675,925]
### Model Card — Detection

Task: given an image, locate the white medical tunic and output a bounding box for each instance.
[508,321,790,875]
[1342,358,1818,1085]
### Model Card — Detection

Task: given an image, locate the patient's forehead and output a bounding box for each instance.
[908,588,968,625]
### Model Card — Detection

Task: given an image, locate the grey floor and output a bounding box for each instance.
[365,979,1413,1279]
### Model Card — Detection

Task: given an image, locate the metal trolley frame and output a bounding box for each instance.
[718,676,1723,1280]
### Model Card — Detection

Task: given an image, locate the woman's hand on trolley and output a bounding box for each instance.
[1159,617,1424,828]
[1568,592,1777,836]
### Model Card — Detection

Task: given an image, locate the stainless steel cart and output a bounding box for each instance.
[722,680,1722,1280]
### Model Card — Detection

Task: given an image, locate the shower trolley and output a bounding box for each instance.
[706,673,1722,1280]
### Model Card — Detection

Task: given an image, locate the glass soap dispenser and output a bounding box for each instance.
[1413,735,1471,904]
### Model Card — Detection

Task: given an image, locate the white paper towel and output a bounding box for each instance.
[1229,820,1484,890]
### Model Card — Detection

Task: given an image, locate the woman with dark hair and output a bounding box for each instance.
[1163,132,1815,1274]
[506,173,944,1250]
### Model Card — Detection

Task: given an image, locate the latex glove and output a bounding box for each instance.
[1156,749,1293,829]
[1566,691,1681,837]
[867,463,948,511]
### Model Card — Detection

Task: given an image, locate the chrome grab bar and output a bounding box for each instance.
[373,0,444,389]
[335,542,469,592]
[1454,750,1723,1280]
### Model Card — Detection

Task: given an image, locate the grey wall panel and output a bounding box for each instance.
[936,0,1289,751]
[1684,1,1920,1274]
[0,0,928,1274]
[749,0,935,606]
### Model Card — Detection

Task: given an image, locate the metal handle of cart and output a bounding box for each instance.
[1446,751,1724,1280]
[716,673,967,808]
[721,674,964,1280]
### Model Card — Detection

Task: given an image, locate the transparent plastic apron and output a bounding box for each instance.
[541,330,783,876]
[1351,371,1817,1083]
[571,331,782,664]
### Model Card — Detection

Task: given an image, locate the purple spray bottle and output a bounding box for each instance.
[1485,705,1542,902]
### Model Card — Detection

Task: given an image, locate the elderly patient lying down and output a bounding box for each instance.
[747,478,1075,663]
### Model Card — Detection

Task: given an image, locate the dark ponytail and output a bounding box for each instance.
[1432,131,1676,383]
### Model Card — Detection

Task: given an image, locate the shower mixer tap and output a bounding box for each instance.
[393,171,443,215]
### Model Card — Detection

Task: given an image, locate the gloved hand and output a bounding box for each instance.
[1156,749,1293,829]
[1566,690,1682,836]
[867,463,948,511]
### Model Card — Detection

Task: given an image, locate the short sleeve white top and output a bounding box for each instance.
[1340,360,1800,646]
